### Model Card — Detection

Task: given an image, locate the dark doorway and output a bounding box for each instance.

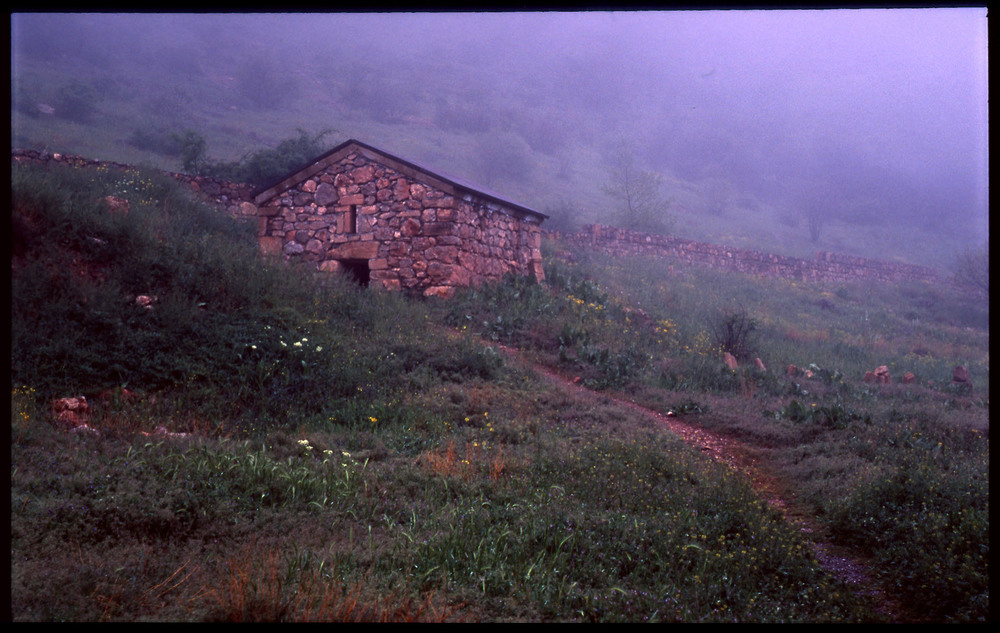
[340,259,370,287]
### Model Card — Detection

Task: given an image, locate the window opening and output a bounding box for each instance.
[347,204,359,234]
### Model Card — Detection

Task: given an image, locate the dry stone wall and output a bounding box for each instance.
[14,148,942,290]
[255,147,545,298]
[547,224,942,285]
[11,148,258,219]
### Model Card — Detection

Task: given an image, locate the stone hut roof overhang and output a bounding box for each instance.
[252,138,548,223]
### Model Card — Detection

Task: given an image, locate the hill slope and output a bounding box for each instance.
[10,161,988,622]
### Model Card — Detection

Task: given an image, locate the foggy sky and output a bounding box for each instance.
[11,9,989,248]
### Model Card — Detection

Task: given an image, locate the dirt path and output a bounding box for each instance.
[497,344,915,623]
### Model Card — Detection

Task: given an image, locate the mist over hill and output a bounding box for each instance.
[10,10,988,271]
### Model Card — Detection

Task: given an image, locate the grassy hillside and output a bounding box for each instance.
[10,37,982,272]
[10,160,988,622]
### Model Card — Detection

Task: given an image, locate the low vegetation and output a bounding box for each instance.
[10,163,988,622]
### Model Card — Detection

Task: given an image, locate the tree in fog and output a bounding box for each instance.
[699,170,735,216]
[235,54,299,110]
[53,80,102,123]
[952,240,988,293]
[601,140,673,234]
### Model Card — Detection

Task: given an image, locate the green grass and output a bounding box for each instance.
[10,162,988,622]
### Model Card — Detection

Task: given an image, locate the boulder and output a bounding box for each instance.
[953,365,970,383]
[786,364,800,377]
[754,357,767,371]
[102,195,130,215]
[863,371,876,383]
[873,365,891,384]
[902,372,916,384]
[724,352,738,371]
[423,285,456,299]
[51,396,89,429]
[99,387,138,404]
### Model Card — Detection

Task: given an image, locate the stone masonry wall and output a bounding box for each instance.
[256,148,544,298]
[14,149,942,290]
[546,224,942,285]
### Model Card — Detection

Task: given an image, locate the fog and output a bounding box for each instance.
[11,9,989,263]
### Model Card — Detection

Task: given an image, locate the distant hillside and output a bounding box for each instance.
[10,15,980,273]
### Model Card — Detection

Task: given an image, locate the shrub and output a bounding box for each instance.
[126,127,185,156]
[54,79,102,122]
[710,305,759,362]
[198,129,334,187]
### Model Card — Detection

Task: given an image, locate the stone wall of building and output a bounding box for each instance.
[256,148,545,298]
[546,224,941,285]
[14,148,944,290]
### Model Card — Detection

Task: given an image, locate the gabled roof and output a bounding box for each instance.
[253,138,547,221]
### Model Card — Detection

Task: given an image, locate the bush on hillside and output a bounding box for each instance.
[710,305,759,362]
[53,79,102,123]
[194,128,335,187]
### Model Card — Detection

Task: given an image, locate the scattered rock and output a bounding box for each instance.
[754,357,766,371]
[724,352,738,371]
[786,364,800,377]
[51,396,89,429]
[102,195,130,215]
[135,295,157,310]
[99,387,139,404]
[953,365,970,384]
[864,365,892,384]
[873,365,891,384]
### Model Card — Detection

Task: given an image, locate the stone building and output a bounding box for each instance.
[253,139,547,298]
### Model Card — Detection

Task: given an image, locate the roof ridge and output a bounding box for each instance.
[253,138,547,220]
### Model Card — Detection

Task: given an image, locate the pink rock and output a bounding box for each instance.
[724,352,738,371]
[51,396,89,428]
[953,365,970,383]
[103,196,130,215]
